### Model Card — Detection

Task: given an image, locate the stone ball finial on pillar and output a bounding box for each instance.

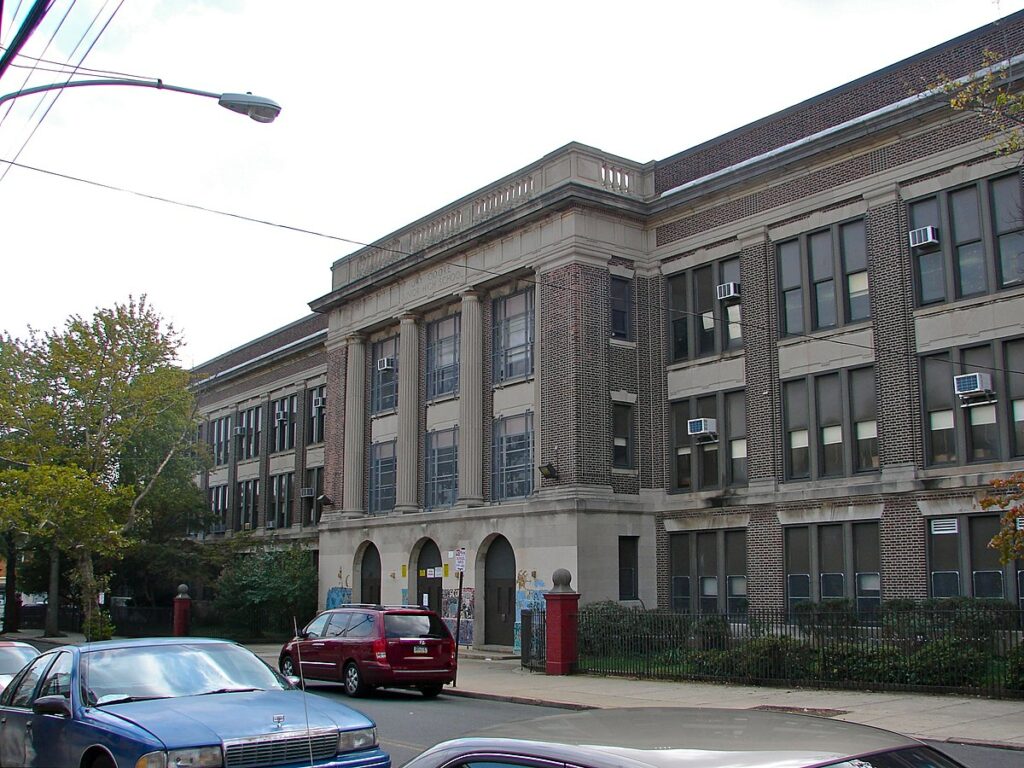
[551,568,574,593]
[173,583,192,637]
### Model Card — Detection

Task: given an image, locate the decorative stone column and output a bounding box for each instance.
[396,314,420,513]
[172,584,191,637]
[342,334,366,516]
[544,569,580,676]
[457,290,484,506]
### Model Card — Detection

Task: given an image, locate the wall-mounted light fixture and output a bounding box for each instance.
[538,462,559,480]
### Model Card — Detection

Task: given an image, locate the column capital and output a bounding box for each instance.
[399,313,420,326]
[344,332,365,346]
[459,288,481,301]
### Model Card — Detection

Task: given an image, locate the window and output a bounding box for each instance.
[425,428,458,509]
[369,441,396,514]
[426,315,460,399]
[303,466,323,525]
[307,385,326,444]
[210,415,232,466]
[610,276,633,340]
[784,521,880,610]
[910,173,1024,305]
[237,405,261,460]
[670,390,746,491]
[268,472,293,529]
[922,339,1024,466]
[783,366,877,480]
[237,478,259,530]
[271,394,297,452]
[371,336,398,413]
[777,218,869,335]
[209,485,228,533]
[612,403,634,469]
[37,652,72,699]
[667,256,742,362]
[492,412,533,500]
[618,536,639,600]
[927,514,1021,600]
[493,289,534,383]
[669,529,746,614]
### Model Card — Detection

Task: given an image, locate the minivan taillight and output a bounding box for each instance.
[373,637,388,661]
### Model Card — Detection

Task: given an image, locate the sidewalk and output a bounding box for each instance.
[11,631,1024,751]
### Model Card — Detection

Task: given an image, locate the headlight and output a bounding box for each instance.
[337,727,377,752]
[135,747,223,768]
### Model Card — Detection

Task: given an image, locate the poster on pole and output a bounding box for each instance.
[454,547,467,573]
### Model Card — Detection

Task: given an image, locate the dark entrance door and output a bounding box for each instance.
[415,540,443,611]
[485,535,516,646]
[360,544,381,605]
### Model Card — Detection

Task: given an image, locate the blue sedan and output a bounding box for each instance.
[0,636,392,768]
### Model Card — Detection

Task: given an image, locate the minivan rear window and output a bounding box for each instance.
[384,613,450,639]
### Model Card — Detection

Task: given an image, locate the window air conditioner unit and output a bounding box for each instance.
[243,522,251,530]
[1017,517,1024,532]
[716,282,741,301]
[299,487,316,498]
[687,418,718,440]
[233,426,248,436]
[376,357,396,372]
[312,396,326,409]
[266,520,277,530]
[908,226,939,249]
[275,411,288,421]
[953,372,993,398]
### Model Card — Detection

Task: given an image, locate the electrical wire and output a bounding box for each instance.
[1,0,28,48]
[0,43,154,80]
[1,154,1023,381]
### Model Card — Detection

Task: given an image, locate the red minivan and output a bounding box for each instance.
[279,605,457,698]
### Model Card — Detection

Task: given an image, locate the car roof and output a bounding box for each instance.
[413,708,921,768]
[78,636,239,652]
[326,605,436,614]
[0,642,37,650]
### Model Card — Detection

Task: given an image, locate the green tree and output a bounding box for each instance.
[980,472,1024,563]
[214,544,318,636]
[939,48,1024,154]
[0,297,199,634]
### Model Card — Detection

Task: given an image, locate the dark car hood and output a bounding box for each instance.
[101,689,367,748]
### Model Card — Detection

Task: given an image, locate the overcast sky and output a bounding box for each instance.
[1,0,1022,366]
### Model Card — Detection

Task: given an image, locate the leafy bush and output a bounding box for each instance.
[1005,643,1024,693]
[792,600,858,641]
[732,636,815,681]
[578,602,691,656]
[696,614,731,650]
[818,643,910,685]
[83,609,115,642]
[910,637,989,688]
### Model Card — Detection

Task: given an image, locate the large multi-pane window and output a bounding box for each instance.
[268,472,293,529]
[426,315,460,400]
[425,428,458,509]
[209,485,228,533]
[369,441,396,514]
[667,256,742,362]
[210,416,232,466]
[612,403,634,469]
[928,514,1022,601]
[610,277,633,341]
[783,366,878,480]
[618,536,639,600]
[922,338,1024,466]
[303,466,323,525]
[492,412,533,500]
[784,521,880,610]
[237,478,259,530]
[669,529,747,614]
[493,290,534,383]
[777,218,869,336]
[670,390,746,491]
[271,394,297,452]
[236,406,261,460]
[371,336,398,413]
[909,173,1024,305]
[307,385,326,445]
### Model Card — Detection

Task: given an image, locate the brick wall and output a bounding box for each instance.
[636,273,667,490]
[193,314,326,379]
[324,345,346,514]
[880,496,928,600]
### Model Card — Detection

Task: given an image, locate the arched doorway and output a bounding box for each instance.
[415,540,442,611]
[484,535,516,646]
[360,544,381,605]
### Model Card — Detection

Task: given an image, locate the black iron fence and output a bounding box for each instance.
[520,609,546,671]
[576,604,1024,699]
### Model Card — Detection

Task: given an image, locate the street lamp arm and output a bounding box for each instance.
[0,78,281,123]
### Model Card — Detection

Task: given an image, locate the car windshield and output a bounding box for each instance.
[82,642,288,705]
[384,613,450,639]
[827,746,964,767]
[0,647,38,674]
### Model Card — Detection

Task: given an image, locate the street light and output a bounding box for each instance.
[0,78,281,123]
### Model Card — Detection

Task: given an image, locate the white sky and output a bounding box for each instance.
[0,0,1021,366]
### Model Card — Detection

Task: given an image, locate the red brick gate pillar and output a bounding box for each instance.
[544,569,580,676]
[172,583,191,637]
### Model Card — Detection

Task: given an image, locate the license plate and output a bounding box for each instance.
[412,646,428,654]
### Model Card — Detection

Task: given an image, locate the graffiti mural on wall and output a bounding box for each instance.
[514,571,547,653]
[326,586,352,609]
[441,587,475,645]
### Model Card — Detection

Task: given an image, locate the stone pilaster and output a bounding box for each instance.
[342,334,366,516]
[396,315,420,514]
[458,291,484,506]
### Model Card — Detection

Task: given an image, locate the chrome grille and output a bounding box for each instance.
[224,729,337,768]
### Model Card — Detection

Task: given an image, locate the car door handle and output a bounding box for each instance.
[312,642,325,647]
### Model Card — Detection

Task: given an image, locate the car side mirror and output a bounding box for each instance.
[298,630,310,640]
[286,675,302,688]
[32,695,71,718]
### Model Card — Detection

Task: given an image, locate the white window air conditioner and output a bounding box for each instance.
[275,410,288,421]
[312,396,326,409]
[243,522,252,530]
[908,226,939,249]
[299,487,316,498]
[266,520,277,530]
[1017,517,1024,532]
[953,372,993,398]
[716,282,741,301]
[233,426,248,436]
[376,357,396,372]
[687,418,718,440]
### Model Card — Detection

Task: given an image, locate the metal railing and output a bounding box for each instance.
[520,609,546,671]
[576,605,1024,699]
